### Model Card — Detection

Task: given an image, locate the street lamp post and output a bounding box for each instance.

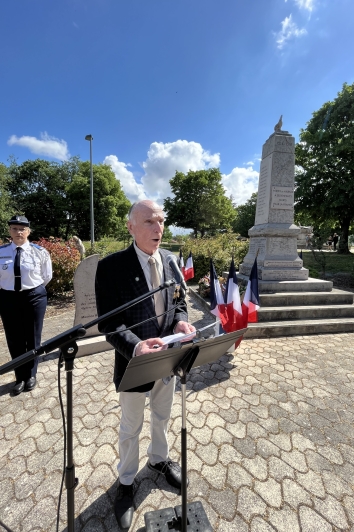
[85,135,94,246]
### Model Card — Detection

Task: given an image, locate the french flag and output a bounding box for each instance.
[184,251,194,281]
[178,249,185,277]
[222,258,243,333]
[209,259,225,322]
[242,258,260,325]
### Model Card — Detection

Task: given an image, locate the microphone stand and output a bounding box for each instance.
[0,279,176,532]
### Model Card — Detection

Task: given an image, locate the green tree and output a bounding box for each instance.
[66,162,131,240]
[163,226,173,241]
[0,163,16,239]
[6,157,80,239]
[164,168,235,238]
[295,82,354,254]
[232,192,257,237]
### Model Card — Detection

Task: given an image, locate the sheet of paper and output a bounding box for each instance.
[161,321,221,345]
[161,331,196,345]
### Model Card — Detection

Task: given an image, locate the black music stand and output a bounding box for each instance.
[117,327,247,532]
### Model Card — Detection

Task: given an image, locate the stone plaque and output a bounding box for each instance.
[255,154,272,225]
[249,237,266,257]
[271,186,293,210]
[268,238,297,256]
[74,255,100,337]
[263,260,302,268]
[262,268,308,281]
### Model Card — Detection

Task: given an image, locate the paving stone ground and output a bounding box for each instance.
[1,294,354,531]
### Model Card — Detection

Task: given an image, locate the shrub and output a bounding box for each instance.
[34,238,80,296]
[181,232,249,282]
[83,237,129,258]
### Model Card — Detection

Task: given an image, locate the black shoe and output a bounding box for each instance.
[25,377,36,391]
[13,381,25,396]
[148,459,187,489]
[114,481,134,531]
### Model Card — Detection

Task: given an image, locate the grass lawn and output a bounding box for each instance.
[301,249,354,276]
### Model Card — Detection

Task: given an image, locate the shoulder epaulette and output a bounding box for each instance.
[30,243,43,250]
[0,243,11,249]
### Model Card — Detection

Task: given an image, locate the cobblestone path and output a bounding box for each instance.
[1,295,354,531]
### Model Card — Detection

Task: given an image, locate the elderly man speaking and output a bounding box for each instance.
[95,200,195,531]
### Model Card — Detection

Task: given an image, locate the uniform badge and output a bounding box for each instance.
[135,277,139,281]
[2,264,8,270]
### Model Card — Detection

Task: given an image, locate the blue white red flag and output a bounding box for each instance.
[222,258,243,333]
[242,258,260,325]
[178,249,185,277]
[209,259,225,321]
[184,251,194,281]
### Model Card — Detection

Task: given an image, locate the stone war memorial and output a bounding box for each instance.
[73,254,111,356]
[238,118,354,336]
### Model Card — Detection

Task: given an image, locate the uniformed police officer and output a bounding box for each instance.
[0,215,52,395]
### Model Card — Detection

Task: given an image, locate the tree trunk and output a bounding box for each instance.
[338,218,351,254]
[64,219,71,241]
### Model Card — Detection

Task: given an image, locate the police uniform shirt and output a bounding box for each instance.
[0,241,52,291]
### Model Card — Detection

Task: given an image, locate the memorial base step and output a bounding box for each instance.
[188,287,354,338]
[245,318,354,338]
[236,275,333,292]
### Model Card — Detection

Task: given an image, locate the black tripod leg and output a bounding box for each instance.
[62,344,79,532]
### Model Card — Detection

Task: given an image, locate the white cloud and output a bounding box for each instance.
[104,140,259,209]
[294,0,315,11]
[103,155,146,202]
[222,165,259,206]
[140,140,220,202]
[275,14,307,49]
[7,132,70,161]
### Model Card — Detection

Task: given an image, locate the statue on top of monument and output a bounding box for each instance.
[274,115,283,132]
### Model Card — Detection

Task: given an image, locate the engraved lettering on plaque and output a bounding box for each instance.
[255,154,272,225]
[271,186,293,210]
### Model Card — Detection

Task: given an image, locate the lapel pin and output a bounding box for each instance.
[135,277,139,281]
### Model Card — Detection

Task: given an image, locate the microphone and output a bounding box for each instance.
[166,254,187,291]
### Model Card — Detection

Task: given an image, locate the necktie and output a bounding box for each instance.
[14,247,22,291]
[148,257,165,327]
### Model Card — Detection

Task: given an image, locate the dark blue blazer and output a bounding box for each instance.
[95,244,188,392]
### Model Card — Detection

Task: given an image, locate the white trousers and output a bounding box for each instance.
[118,376,176,485]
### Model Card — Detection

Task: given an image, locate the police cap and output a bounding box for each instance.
[8,215,30,227]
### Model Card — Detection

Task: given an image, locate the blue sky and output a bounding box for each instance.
[1,0,353,211]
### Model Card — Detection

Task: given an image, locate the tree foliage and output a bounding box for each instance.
[0,163,16,239]
[232,193,257,237]
[182,232,249,282]
[4,157,131,241]
[163,226,173,241]
[6,157,80,239]
[66,161,131,240]
[295,82,354,254]
[163,168,235,238]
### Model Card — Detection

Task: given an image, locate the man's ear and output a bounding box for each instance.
[127,220,134,236]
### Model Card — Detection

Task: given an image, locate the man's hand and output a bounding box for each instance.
[174,321,196,341]
[135,338,165,357]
